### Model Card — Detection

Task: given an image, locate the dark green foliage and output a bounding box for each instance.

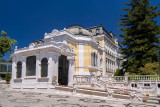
[0,74,6,79]
[0,31,17,57]
[0,58,12,62]
[118,0,160,74]
[114,69,124,76]
[5,73,11,82]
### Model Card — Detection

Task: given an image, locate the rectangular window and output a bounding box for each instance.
[91,52,97,67]
[26,56,36,76]
[131,84,137,87]
[144,83,150,87]
[0,64,7,72]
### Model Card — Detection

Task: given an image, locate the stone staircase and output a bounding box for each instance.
[73,75,152,102]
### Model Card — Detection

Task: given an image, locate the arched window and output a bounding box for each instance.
[26,56,36,76]
[17,61,22,78]
[41,58,48,77]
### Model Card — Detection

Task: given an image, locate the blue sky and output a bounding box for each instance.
[0,0,160,59]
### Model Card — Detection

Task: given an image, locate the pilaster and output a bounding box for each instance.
[36,54,41,79]
[11,58,16,84]
[102,39,106,76]
[48,53,60,84]
[67,56,75,86]
[22,56,26,83]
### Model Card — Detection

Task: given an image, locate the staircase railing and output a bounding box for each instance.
[73,75,91,85]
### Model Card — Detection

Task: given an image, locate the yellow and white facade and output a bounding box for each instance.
[11,25,122,90]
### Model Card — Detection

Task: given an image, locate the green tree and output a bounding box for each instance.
[114,69,124,76]
[118,0,160,74]
[139,62,159,75]
[0,31,17,57]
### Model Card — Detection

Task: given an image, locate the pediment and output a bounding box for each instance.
[57,43,73,53]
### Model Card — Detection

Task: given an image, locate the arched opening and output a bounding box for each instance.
[58,55,69,85]
[26,56,36,76]
[41,58,48,77]
[17,61,22,78]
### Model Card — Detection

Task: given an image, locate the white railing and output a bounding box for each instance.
[73,75,91,85]
[112,76,125,82]
[128,75,160,81]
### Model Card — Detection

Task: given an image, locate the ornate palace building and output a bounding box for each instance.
[11,25,122,91]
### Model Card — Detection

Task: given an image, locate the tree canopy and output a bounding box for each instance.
[0,31,17,58]
[139,62,159,75]
[118,0,160,74]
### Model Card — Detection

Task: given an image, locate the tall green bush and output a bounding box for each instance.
[114,69,124,76]
[5,73,11,83]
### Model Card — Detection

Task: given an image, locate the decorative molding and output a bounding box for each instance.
[67,56,75,60]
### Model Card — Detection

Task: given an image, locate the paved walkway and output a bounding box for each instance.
[0,84,159,107]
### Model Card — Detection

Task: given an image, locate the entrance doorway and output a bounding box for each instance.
[58,55,69,85]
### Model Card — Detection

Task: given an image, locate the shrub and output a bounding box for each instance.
[114,69,124,76]
[5,73,11,83]
[0,74,6,79]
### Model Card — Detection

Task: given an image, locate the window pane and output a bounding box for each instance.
[0,64,7,72]
[17,61,22,78]
[8,65,12,72]
[26,56,36,76]
[41,58,48,77]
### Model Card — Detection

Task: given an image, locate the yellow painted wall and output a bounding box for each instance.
[68,41,99,72]
[83,45,98,72]
[99,39,103,47]
[67,42,79,72]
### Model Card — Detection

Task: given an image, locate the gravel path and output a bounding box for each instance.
[0,84,159,107]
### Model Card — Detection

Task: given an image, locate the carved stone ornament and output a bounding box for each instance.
[51,29,60,37]
[52,76,58,85]
[29,43,35,49]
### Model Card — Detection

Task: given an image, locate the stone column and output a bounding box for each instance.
[67,56,75,86]
[22,56,26,83]
[48,56,54,83]
[36,54,41,79]
[11,58,16,85]
[97,53,101,76]
[48,53,59,84]
[102,51,106,76]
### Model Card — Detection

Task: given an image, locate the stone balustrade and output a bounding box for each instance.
[112,76,125,82]
[128,75,160,81]
[73,75,91,85]
[73,74,160,95]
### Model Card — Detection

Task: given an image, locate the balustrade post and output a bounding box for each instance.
[124,73,128,82]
